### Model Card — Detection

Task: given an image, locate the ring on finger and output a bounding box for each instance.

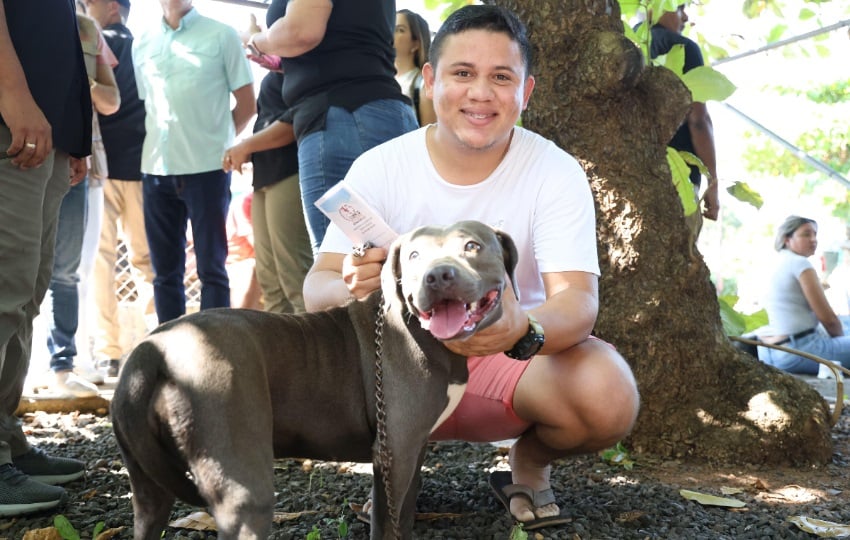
[25,142,37,150]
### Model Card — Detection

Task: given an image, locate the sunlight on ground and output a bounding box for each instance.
[695,391,791,432]
[740,392,792,430]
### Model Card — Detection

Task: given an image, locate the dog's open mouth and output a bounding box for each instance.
[417,288,501,341]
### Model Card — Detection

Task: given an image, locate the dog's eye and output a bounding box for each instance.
[464,241,481,253]
[408,251,420,260]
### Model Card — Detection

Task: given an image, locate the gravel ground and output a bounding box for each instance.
[3,404,850,540]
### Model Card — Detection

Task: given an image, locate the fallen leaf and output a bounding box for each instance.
[94,527,125,540]
[347,503,462,522]
[169,511,217,531]
[787,516,850,537]
[272,511,318,523]
[21,528,62,540]
[615,510,645,523]
[720,486,744,495]
[751,479,768,490]
[679,489,746,508]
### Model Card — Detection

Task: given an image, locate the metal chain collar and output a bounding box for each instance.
[374,294,402,539]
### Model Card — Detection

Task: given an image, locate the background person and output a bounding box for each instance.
[44,8,120,397]
[0,0,92,516]
[223,70,312,314]
[133,0,255,324]
[85,0,153,378]
[758,215,850,375]
[303,5,639,530]
[649,2,719,235]
[394,9,436,126]
[246,0,418,252]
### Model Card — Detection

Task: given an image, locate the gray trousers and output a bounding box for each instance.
[0,125,71,464]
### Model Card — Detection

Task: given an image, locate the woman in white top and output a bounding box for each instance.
[759,215,850,374]
[393,9,436,126]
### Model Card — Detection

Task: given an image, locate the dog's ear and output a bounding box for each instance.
[380,234,405,312]
[495,228,520,301]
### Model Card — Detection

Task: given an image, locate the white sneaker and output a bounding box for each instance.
[817,360,842,379]
[52,371,98,398]
[72,361,104,385]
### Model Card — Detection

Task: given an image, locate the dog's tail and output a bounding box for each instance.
[111,340,206,506]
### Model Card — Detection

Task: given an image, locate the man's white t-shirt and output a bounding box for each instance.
[319,126,600,311]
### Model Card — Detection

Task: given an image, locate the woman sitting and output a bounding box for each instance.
[758,215,850,374]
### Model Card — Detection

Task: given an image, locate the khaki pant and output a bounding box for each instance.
[252,175,313,314]
[92,179,154,360]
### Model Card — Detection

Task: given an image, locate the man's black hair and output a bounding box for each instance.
[429,5,533,76]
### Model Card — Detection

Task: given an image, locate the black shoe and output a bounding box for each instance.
[0,463,67,517]
[97,358,121,378]
[12,448,85,485]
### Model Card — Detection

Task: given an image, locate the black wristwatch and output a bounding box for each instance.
[504,313,545,360]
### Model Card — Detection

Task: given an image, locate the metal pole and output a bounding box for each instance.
[719,102,850,189]
[712,19,850,66]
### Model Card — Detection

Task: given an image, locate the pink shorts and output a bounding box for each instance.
[429,353,532,442]
[428,337,610,442]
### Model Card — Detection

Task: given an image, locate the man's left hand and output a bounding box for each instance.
[69,156,87,185]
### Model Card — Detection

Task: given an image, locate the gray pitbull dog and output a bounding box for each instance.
[111,220,518,540]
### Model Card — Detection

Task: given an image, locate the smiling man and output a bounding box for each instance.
[303,5,639,531]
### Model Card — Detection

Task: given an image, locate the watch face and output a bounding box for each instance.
[505,323,545,360]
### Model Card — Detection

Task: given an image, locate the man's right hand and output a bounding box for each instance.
[342,247,386,300]
[1,92,52,169]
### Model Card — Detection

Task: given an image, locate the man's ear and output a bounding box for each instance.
[422,62,435,100]
[522,75,535,111]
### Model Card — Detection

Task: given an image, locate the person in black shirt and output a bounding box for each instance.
[649,2,720,229]
[247,0,418,252]
[0,0,92,517]
[84,0,154,378]
[223,71,313,314]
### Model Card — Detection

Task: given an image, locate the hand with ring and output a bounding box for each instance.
[1,88,53,169]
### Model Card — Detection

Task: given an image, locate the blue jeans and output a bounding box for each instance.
[298,98,418,251]
[758,330,850,374]
[143,171,231,324]
[47,180,88,372]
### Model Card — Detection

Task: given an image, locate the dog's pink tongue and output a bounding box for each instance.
[428,300,468,340]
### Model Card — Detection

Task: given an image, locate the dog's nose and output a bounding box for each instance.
[425,265,457,289]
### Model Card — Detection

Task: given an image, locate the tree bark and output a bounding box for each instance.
[497,0,832,465]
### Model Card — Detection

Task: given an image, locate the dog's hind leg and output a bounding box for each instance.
[125,457,175,540]
[188,404,276,540]
[196,456,275,540]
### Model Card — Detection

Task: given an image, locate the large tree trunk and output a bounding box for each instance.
[498,0,833,464]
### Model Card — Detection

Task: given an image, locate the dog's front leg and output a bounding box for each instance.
[370,437,428,540]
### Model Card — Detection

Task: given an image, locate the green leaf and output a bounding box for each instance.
[660,44,686,76]
[337,519,349,538]
[93,522,106,538]
[54,515,81,540]
[667,147,698,216]
[680,65,737,103]
[726,181,764,209]
[798,8,816,20]
[618,0,643,20]
[766,24,788,44]
[719,295,768,336]
[509,523,529,540]
[600,441,635,470]
[680,489,746,508]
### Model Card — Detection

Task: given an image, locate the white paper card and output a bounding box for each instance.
[314,183,398,248]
